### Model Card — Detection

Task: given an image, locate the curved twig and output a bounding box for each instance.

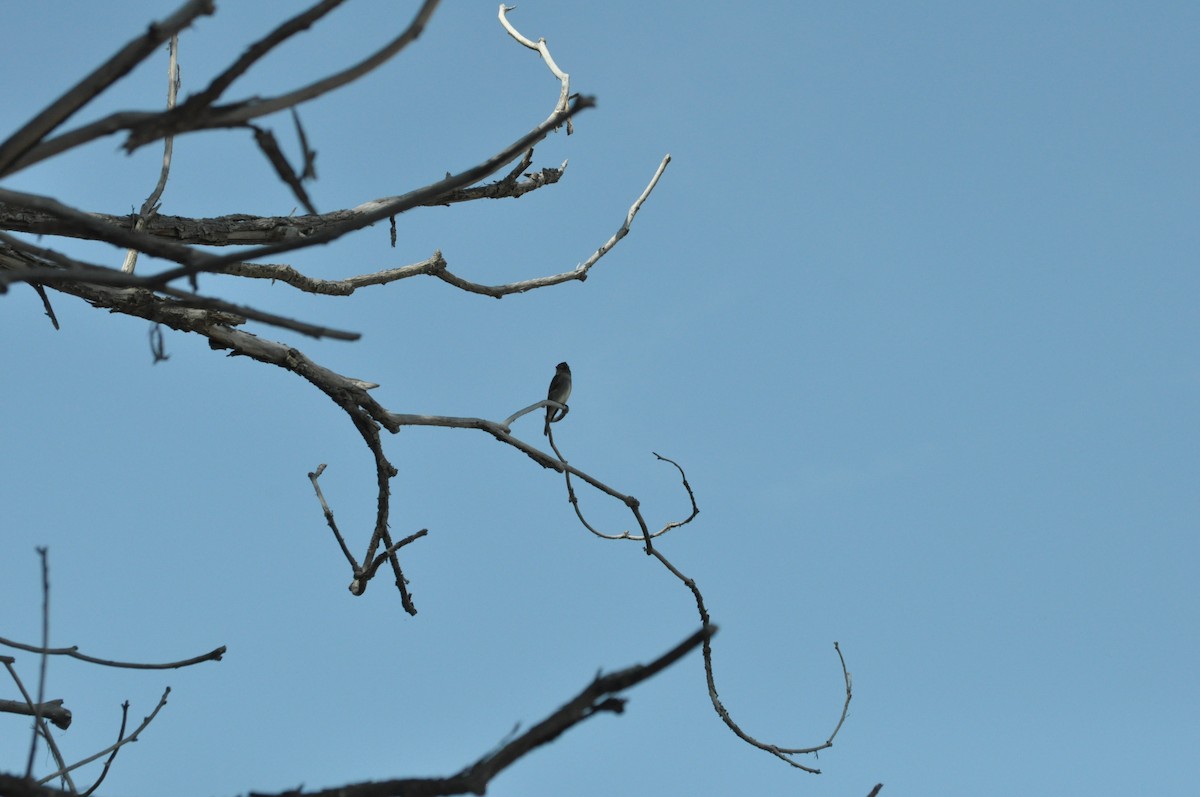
[499,4,572,133]
[648,544,853,771]
[0,635,225,670]
[562,451,699,542]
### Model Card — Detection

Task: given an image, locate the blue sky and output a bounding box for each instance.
[1,2,1196,795]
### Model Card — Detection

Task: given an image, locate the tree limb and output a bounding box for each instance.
[0,0,214,176]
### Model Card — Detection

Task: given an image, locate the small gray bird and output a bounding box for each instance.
[544,361,572,435]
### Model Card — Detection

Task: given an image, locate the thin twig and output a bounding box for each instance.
[25,547,51,779]
[647,542,854,771]
[145,94,595,285]
[308,464,360,573]
[0,635,225,670]
[122,34,181,274]
[6,1,436,171]
[432,154,671,296]
[252,124,318,215]
[80,701,130,797]
[123,0,443,152]
[31,284,59,329]
[186,1,347,113]
[499,4,573,133]
[362,529,429,581]
[37,688,172,785]
[291,108,317,180]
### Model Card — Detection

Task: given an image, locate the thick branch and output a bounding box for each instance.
[0,239,361,340]
[0,699,71,731]
[0,163,565,246]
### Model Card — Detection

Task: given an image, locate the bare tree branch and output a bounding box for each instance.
[0,3,853,787]
[30,284,59,330]
[247,626,714,797]
[78,701,130,797]
[4,1,439,173]
[0,187,219,270]
[308,464,428,598]
[499,4,573,134]
[2,658,76,793]
[252,124,318,215]
[185,1,347,115]
[25,548,51,779]
[0,95,592,294]
[0,698,71,731]
[0,0,214,177]
[0,629,708,797]
[0,162,566,246]
[35,688,171,786]
[0,635,225,671]
[122,34,182,274]
[124,0,443,153]
[0,237,361,340]
[146,94,595,285]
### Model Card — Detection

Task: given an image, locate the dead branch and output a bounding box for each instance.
[26,548,50,779]
[0,698,71,731]
[121,34,181,274]
[0,236,360,341]
[4,1,440,173]
[0,95,592,292]
[0,162,566,246]
[78,701,130,797]
[2,150,658,302]
[0,629,709,797]
[0,2,849,787]
[3,658,75,793]
[0,635,225,671]
[254,627,714,797]
[308,464,428,601]
[0,0,214,176]
[500,4,573,134]
[35,688,171,786]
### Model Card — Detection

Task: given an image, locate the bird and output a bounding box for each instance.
[544,362,572,436]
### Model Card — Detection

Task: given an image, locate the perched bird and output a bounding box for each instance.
[544,361,572,436]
